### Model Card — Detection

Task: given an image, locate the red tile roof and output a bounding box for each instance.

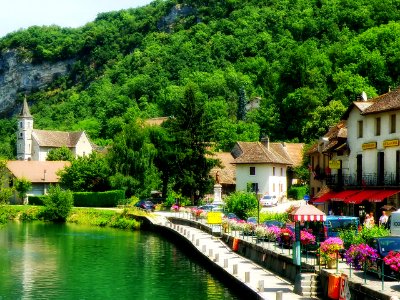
[232,142,293,165]
[361,88,400,115]
[7,161,70,183]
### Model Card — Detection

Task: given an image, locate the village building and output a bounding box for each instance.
[17,98,94,161]
[6,160,70,203]
[231,138,304,200]
[310,90,400,219]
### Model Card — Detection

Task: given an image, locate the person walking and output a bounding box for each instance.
[379,211,388,226]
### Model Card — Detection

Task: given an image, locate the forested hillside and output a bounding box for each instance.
[2,0,400,157]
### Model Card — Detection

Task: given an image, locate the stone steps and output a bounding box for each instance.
[293,273,322,299]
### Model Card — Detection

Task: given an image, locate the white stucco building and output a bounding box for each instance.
[231,139,303,199]
[17,98,94,161]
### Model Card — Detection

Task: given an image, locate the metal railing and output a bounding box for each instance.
[325,172,400,188]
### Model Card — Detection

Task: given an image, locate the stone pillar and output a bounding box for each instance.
[213,184,222,204]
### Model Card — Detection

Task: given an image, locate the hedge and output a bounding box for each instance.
[73,190,126,207]
[28,195,47,206]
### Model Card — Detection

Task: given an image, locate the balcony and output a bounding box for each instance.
[325,172,400,188]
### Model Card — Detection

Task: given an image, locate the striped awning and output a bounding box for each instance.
[290,204,326,222]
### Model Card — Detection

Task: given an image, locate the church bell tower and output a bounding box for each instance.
[17,97,33,160]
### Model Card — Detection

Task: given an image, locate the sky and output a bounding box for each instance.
[0,0,153,37]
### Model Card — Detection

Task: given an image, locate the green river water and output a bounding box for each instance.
[0,222,241,300]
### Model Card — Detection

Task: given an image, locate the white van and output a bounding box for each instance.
[390,209,400,236]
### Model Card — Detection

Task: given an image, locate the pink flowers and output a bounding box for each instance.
[319,237,344,262]
[300,229,316,246]
[344,243,378,270]
[384,251,400,272]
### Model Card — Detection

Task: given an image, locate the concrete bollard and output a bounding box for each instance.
[202,245,206,253]
[233,264,238,275]
[245,271,250,283]
[258,280,264,292]
[276,291,283,300]
[224,259,228,268]
[214,253,219,262]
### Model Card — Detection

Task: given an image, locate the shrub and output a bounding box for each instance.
[287,185,308,200]
[224,191,257,219]
[41,186,74,222]
[28,195,47,206]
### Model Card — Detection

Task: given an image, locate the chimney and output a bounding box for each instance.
[261,136,270,150]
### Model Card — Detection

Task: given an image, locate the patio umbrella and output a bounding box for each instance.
[289,204,326,267]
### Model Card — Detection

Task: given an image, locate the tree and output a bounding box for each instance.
[224,191,258,220]
[107,119,161,198]
[237,86,247,121]
[42,185,73,222]
[14,177,32,204]
[0,159,13,204]
[58,152,111,192]
[165,83,217,202]
[46,146,74,161]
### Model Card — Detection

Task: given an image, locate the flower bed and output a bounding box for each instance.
[319,237,344,262]
[383,251,400,272]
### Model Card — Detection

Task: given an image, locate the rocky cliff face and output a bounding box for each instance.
[0,50,74,114]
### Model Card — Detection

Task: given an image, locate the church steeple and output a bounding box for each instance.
[17,96,33,160]
[20,96,32,118]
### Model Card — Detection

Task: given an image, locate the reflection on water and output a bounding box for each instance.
[0,222,239,300]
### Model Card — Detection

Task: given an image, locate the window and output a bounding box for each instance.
[19,121,22,128]
[248,182,258,193]
[376,117,381,136]
[273,167,276,176]
[19,132,23,138]
[272,183,276,193]
[280,168,283,176]
[250,166,255,175]
[358,120,363,138]
[390,114,396,134]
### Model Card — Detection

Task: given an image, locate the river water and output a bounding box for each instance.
[0,222,240,300]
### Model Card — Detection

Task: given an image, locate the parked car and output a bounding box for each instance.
[367,236,400,279]
[225,213,241,221]
[197,204,223,212]
[260,195,278,207]
[247,217,258,224]
[135,200,155,211]
[263,220,285,228]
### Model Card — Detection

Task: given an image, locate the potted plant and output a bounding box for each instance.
[300,229,316,250]
[383,251,400,274]
[344,243,378,270]
[254,225,267,241]
[266,225,281,241]
[277,228,295,247]
[319,237,344,268]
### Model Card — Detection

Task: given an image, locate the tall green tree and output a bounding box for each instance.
[237,86,247,121]
[165,83,217,203]
[107,119,161,198]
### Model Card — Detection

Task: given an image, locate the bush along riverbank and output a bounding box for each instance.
[0,205,141,230]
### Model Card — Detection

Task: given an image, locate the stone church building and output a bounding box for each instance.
[17,98,94,161]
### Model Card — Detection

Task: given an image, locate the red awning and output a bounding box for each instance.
[313,191,337,203]
[331,190,359,201]
[290,204,326,222]
[368,190,400,202]
[344,190,380,204]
